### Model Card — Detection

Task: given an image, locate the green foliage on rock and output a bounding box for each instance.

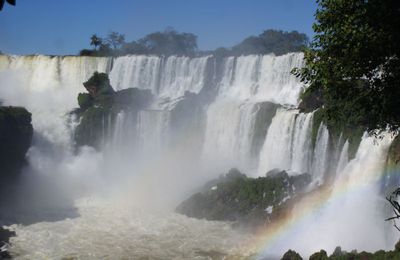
[310,250,328,260]
[77,93,93,110]
[74,106,107,148]
[73,72,152,148]
[281,249,303,260]
[176,168,311,227]
[83,72,114,97]
[293,0,400,135]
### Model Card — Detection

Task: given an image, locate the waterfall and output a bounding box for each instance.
[202,101,259,172]
[310,123,330,183]
[263,134,395,258]
[0,55,110,147]
[136,110,171,153]
[336,140,349,175]
[109,55,210,100]
[0,53,395,258]
[215,53,304,104]
[257,109,314,176]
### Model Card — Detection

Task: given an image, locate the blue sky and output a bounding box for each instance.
[0,0,317,55]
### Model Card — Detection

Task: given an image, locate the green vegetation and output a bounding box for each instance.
[90,34,102,50]
[293,0,400,136]
[134,28,197,56]
[176,168,311,227]
[282,249,303,260]
[282,241,400,260]
[80,28,308,57]
[73,72,152,148]
[77,93,93,110]
[309,250,328,260]
[82,71,114,97]
[80,28,197,57]
[229,29,308,56]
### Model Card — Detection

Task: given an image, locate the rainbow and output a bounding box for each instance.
[121,128,397,259]
[242,136,398,259]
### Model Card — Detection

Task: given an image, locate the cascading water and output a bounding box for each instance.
[109,55,210,100]
[257,109,314,176]
[310,123,330,183]
[0,53,396,259]
[260,134,396,259]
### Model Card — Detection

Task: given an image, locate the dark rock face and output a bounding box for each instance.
[73,72,153,148]
[0,106,32,258]
[82,72,114,98]
[176,168,311,227]
[169,91,205,150]
[384,135,400,193]
[0,227,15,259]
[0,106,33,179]
[251,102,280,157]
[298,88,323,113]
[113,88,152,111]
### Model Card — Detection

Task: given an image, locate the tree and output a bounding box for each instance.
[231,29,308,56]
[120,41,147,55]
[294,0,400,134]
[138,28,198,56]
[386,188,400,231]
[0,0,15,11]
[90,34,102,50]
[106,31,125,50]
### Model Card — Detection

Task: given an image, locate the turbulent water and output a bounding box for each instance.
[0,53,396,259]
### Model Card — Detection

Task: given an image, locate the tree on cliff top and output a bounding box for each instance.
[90,34,102,50]
[137,28,198,56]
[231,29,308,56]
[294,0,400,134]
[106,31,125,50]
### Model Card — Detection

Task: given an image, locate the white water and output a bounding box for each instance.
[0,53,396,259]
[311,123,330,184]
[262,134,396,258]
[258,109,314,176]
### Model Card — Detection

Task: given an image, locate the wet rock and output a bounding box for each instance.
[82,72,114,98]
[176,168,311,228]
[73,72,153,148]
[298,88,323,113]
[0,227,15,259]
[0,106,33,180]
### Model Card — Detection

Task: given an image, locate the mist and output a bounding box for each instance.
[0,53,397,259]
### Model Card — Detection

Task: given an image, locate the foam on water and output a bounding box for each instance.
[0,53,395,259]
